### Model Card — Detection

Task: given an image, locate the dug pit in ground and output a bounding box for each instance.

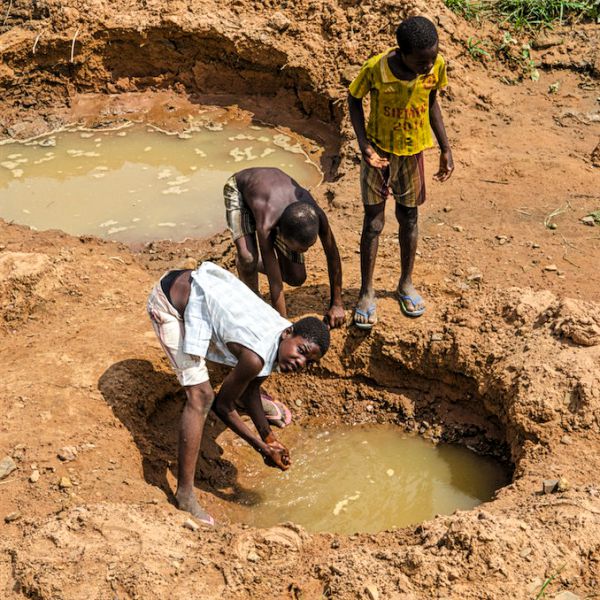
[2,232,599,598]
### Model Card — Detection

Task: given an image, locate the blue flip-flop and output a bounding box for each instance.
[353,304,377,330]
[398,293,426,318]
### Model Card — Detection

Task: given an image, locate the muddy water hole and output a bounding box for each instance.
[1,1,600,599]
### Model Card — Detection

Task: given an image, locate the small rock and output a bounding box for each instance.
[557,477,570,492]
[592,141,600,167]
[560,435,572,445]
[436,14,456,35]
[0,456,17,480]
[544,264,558,272]
[581,216,595,226]
[443,206,452,212]
[453,225,464,232]
[431,333,444,342]
[496,235,509,245]
[59,476,72,489]
[531,32,563,50]
[366,404,374,412]
[247,551,260,562]
[364,583,379,600]
[532,243,540,249]
[12,444,26,462]
[341,65,361,85]
[294,399,303,407]
[268,11,291,32]
[467,273,483,282]
[542,479,559,494]
[526,578,543,594]
[57,446,78,462]
[183,518,200,532]
[4,512,21,523]
[520,547,532,558]
[29,469,40,483]
[554,592,581,600]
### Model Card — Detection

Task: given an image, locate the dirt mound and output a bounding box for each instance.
[0,251,58,325]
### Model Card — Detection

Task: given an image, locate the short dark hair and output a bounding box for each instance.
[396,16,438,55]
[292,316,330,357]
[278,202,319,247]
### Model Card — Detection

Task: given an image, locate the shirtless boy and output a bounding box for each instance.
[224,167,345,328]
[147,261,330,525]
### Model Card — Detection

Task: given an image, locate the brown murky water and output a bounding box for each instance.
[229,426,510,534]
[0,121,322,243]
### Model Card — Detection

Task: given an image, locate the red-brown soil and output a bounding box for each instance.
[1,1,599,598]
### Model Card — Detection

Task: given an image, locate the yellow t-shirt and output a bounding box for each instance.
[349,50,448,156]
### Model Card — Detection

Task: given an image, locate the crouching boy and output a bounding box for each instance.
[147,261,330,525]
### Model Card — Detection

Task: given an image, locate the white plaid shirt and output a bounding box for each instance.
[183,262,291,376]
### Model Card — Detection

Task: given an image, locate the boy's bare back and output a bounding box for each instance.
[235,167,314,230]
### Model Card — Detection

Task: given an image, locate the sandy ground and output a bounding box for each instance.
[1,1,600,598]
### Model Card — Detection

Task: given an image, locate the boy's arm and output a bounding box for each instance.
[243,380,290,467]
[211,347,289,470]
[429,90,454,182]
[347,94,389,169]
[256,228,287,317]
[315,206,344,328]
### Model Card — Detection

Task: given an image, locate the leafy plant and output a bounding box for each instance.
[495,32,540,81]
[466,37,491,60]
[548,81,561,93]
[521,43,540,80]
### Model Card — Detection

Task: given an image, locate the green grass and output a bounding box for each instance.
[444,0,600,27]
[495,0,600,27]
[445,0,485,20]
[534,565,565,599]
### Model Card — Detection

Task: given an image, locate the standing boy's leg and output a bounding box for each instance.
[176,381,215,524]
[355,202,386,326]
[392,152,426,316]
[354,150,391,328]
[395,204,424,313]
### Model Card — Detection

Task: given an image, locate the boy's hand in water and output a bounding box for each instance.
[433,149,454,182]
[362,144,389,169]
[261,433,290,470]
[262,443,291,470]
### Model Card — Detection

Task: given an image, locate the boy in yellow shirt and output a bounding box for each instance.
[348,16,454,329]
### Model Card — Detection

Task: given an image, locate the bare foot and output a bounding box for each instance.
[175,489,215,526]
[353,292,377,329]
